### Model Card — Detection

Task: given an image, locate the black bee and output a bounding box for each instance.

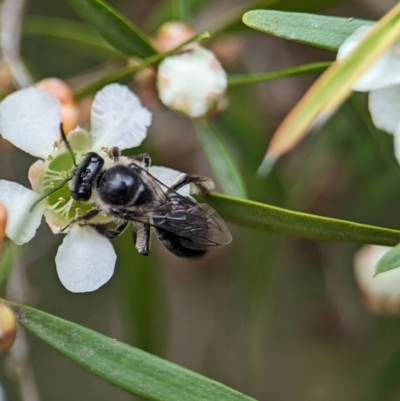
[53,125,232,258]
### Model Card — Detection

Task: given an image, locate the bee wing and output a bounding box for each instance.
[178,204,232,250]
[124,167,232,250]
[148,201,232,250]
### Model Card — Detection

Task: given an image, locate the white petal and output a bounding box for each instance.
[149,165,190,196]
[90,84,152,151]
[354,245,400,314]
[393,130,400,164]
[368,86,400,134]
[0,88,62,158]
[0,180,44,245]
[157,47,227,118]
[55,225,116,293]
[337,25,400,91]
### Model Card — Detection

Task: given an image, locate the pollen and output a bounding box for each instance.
[53,141,59,148]
[47,155,53,161]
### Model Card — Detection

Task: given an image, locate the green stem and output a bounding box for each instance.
[74,31,210,99]
[228,61,332,87]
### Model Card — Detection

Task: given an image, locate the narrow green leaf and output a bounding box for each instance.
[242,10,372,51]
[8,302,256,401]
[200,193,400,246]
[171,0,190,21]
[375,243,400,275]
[64,0,157,58]
[194,120,248,199]
[204,0,346,37]
[228,61,331,87]
[24,15,117,56]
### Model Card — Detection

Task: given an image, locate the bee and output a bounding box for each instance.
[35,124,232,258]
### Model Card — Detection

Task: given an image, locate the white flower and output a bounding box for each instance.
[337,25,400,161]
[157,46,227,118]
[0,83,161,293]
[354,245,400,315]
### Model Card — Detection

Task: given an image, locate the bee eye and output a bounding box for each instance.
[98,166,138,205]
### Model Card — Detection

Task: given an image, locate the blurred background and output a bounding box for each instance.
[1,0,400,400]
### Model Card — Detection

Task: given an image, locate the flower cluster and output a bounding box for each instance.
[0,83,190,293]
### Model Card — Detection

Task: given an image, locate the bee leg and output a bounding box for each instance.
[132,223,150,255]
[60,208,101,232]
[168,173,214,195]
[93,221,128,239]
[130,153,151,170]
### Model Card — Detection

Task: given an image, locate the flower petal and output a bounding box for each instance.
[354,245,400,314]
[0,180,44,245]
[393,129,400,164]
[368,85,400,135]
[149,165,190,196]
[0,88,62,158]
[55,225,116,292]
[28,159,45,192]
[157,46,227,118]
[90,84,152,151]
[337,25,400,91]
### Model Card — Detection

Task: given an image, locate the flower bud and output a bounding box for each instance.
[154,21,197,52]
[354,245,400,315]
[0,304,17,352]
[157,46,228,118]
[35,78,79,133]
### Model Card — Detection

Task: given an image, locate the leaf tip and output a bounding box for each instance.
[242,10,256,27]
[257,153,277,178]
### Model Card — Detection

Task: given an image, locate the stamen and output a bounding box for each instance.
[53,141,59,148]
[47,155,53,161]
[58,197,66,204]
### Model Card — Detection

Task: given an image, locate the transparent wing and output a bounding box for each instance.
[123,166,232,250]
[126,198,232,250]
[152,201,232,250]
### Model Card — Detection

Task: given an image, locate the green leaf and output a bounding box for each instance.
[24,15,117,56]
[64,0,157,58]
[194,120,248,199]
[204,0,345,37]
[200,193,400,246]
[375,243,400,275]
[228,61,331,87]
[8,302,256,401]
[242,10,372,51]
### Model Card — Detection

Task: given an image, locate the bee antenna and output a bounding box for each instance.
[29,177,72,212]
[59,123,77,167]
